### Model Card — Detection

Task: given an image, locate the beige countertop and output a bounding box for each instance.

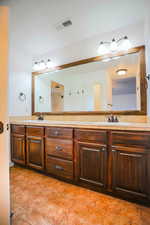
[10,120,150,131]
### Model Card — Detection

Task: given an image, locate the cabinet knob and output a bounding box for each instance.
[54,165,64,171]
[55,145,63,151]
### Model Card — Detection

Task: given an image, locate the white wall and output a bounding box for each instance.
[112,93,136,111]
[9,72,32,116]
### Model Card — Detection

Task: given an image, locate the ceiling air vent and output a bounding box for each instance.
[55,19,72,31]
[62,20,72,27]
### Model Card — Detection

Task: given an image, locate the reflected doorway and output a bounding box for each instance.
[51,81,64,112]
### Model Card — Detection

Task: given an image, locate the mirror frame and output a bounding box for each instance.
[32,45,147,115]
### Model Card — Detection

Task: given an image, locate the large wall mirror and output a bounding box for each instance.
[32,46,147,115]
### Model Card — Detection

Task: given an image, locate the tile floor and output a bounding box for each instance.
[11,167,150,225]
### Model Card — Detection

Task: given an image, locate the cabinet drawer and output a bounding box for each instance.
[46,138,73,160]
[11,125,25,135]
[45,127,73,139]
[75,129,107,144]
[27,126,44,137]
[46,156,73,180]
[112,131,150,149]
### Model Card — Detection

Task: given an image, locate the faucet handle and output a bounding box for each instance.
[38,113,44,120]
[107,115,111,122]
[106,114,119,123]
[114,116,119,122]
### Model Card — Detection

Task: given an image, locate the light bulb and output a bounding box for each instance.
[46,59,55,69]
[98,42,110,55]
[33,62,40,71]
[39,60,46,70]
[110,38,118,52]
[119,36,132,51]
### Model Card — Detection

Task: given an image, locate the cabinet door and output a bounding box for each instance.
[11,134,25,165]
[26,137,44,171]
[112,148,150,201]
[76,143,107,188]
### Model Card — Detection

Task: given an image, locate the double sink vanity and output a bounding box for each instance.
[11,120,150,205]
[11,45,150,204]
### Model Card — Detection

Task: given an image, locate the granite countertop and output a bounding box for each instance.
[10,120,150,131]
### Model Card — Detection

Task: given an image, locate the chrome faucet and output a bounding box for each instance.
[107,114,119,123]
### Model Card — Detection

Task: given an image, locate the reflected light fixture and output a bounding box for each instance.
[46,59,55,69]
[116,69,128,76]
[98,36,132,56]
[40,60,45,70]
[101,57,111,62]
[33,59,55,72]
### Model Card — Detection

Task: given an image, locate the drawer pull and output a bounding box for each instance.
[55,145,63,151]
[54,165,64,171]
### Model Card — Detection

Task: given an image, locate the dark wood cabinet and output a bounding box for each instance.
[74,129,107,144]
[45,138,73,160]
[11,134,26,165]
[10,125,150,204]
[112,148,149,201]
[45,127,73,180]
[11,125,26,165]
[111,131,150,202]
[26,126,44,171]
[45,127,73,139]
[46,155,73,180]
[75,142,107,188]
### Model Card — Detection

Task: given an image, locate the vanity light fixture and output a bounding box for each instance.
[33,59,55,72]
[40,60,45,70]
[98,36,132,56]
[116,69,128,76]
[33,62,40,71]
[46,59,55,69]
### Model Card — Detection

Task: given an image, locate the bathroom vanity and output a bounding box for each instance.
[10,45,149,204]
[11,122,150,205]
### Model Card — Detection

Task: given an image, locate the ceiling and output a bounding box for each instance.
[8,0,147,71]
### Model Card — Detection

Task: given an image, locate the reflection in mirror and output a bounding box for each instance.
[34,51,141,113]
